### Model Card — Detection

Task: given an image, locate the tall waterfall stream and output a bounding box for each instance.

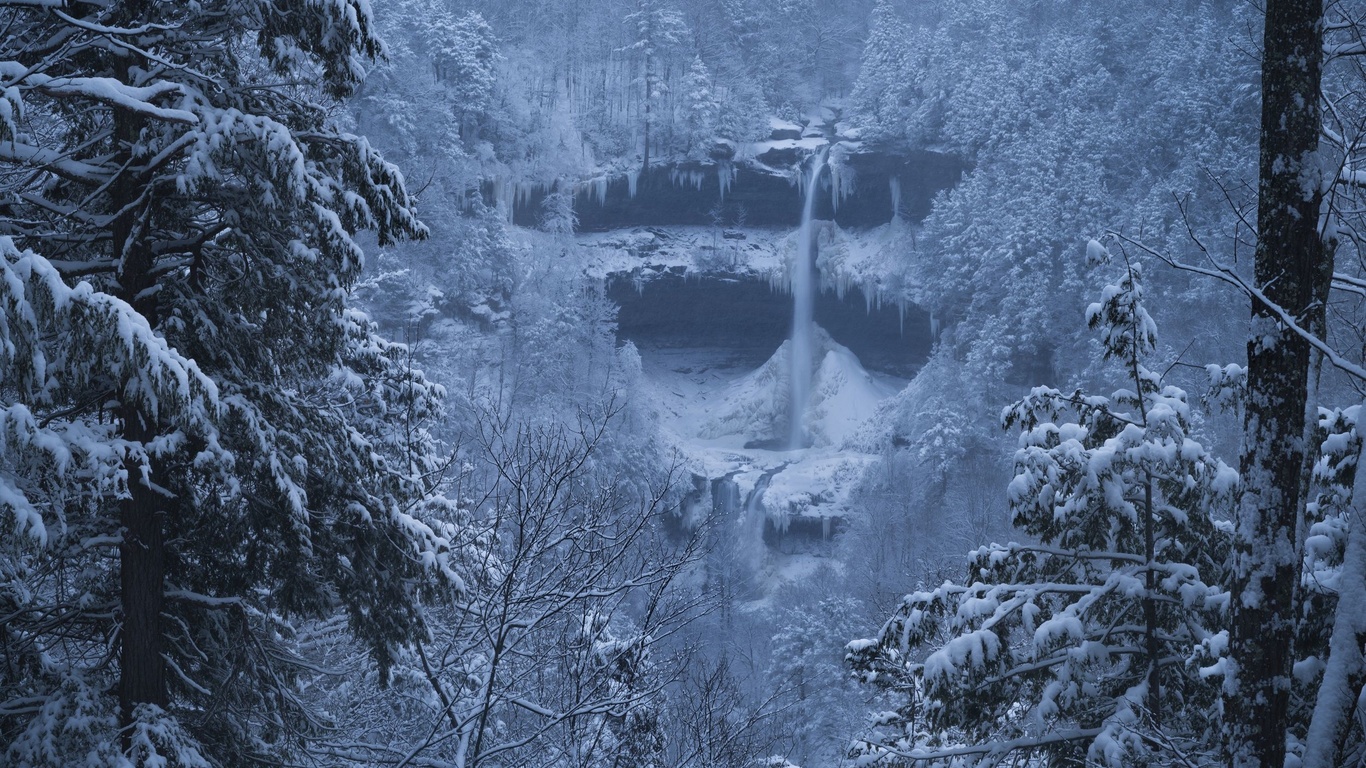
[788,148,828,450]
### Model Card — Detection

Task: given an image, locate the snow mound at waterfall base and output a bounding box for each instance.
[631,340,907,597]
[697,326,899,448]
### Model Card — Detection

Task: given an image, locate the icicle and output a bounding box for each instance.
[930,313,940,339]
[834,270,852,301]
[495,178,515,223]
[627,168,641,199]
[667,168,705,191]
[767,269,789,295]
[668,168,694,190]
[829,163,841,215]
[718,163,735,201]
[889,176,903,221]
[575,177,610,208]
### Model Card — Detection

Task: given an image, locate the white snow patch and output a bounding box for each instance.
[698,327,898,448]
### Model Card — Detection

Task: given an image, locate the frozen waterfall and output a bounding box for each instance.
[788,148,828,450]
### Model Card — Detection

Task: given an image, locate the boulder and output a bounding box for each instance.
[768,117,804,141]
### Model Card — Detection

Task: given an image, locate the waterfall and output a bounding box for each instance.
[740,468,779,563]
[788,148,828,450]
[712,474,742,520]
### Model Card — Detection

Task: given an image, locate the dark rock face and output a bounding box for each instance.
[486,148,962,232]
[839,150,963,225]
[608,271,932,378]
[763,515,845,555]
[579,164,803,231]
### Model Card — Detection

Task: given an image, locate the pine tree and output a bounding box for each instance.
[622,0,688,170]
[767,596,866,767]
[681,55,719,160]
[0,2,464,764]
[849,0,918,145]
[848,246,1235,765]
[1294,406,1366,767]
[436,10,501,142]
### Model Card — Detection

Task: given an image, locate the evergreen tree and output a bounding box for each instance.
[0,2,463,764]
[1294,405,1366,768]
[767,596,866,767]
[848,247,1235,765]
[437,11,501,143]
[622,0,688,170]
[850,0,916,144]
[681,55,719,160]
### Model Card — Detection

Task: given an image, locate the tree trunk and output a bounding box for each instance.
[1143,472,1160,723]
[1225,2,1326,766]
[643,62,653,171]
[111,67,167,745]
[118,408,167,728]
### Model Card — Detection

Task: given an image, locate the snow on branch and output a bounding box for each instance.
[0,142,115,185]
[1326,41,1366,58]
[0,237,224,544]
[1110,231,1366,383]
[20,74,196,124]
[852,727,1105,763]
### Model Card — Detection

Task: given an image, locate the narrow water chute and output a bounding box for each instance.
[788,148,828,450]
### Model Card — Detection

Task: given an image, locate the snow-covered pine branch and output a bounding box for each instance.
[0,2,472,765]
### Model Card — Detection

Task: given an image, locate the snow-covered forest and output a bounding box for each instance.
[3,0,1366,766]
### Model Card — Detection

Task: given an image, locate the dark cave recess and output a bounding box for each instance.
[607,270,932,379]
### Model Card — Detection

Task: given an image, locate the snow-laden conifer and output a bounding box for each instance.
[848,245,1235,765]
[0,2,469,765]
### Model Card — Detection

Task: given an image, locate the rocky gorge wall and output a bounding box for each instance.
[608,270,931,379]
[485,126,963,232]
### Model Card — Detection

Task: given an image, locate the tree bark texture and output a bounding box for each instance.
[118,408,168,727]
[1226,2,1326,766]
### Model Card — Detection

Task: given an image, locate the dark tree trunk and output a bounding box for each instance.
[118,409,167,728]
[1143,473,1160,723]
[643,61,653,172]
[110,71,167,747]
[1225,2,1326,766]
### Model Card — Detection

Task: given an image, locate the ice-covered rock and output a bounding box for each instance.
[769,117,804,141]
